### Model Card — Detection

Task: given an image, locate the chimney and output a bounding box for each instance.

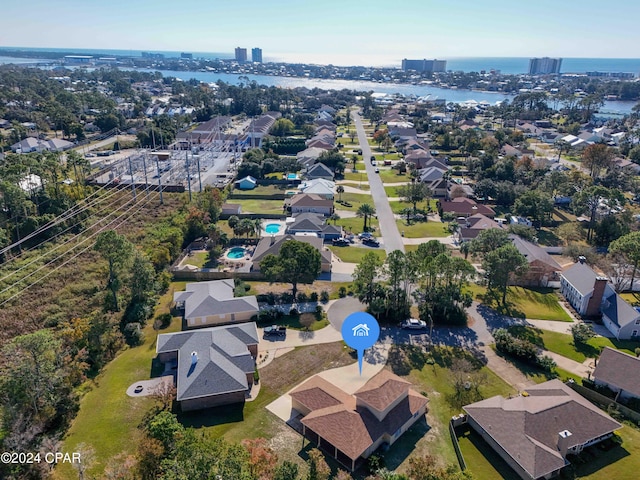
[557,430,573,457]
[586,276,608,317]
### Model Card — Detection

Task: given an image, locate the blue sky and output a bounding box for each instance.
[2,0,639,66]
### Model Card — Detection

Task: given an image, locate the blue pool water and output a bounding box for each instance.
[265,223,281,234]
[287,173,297,180]
[226,247,246,259]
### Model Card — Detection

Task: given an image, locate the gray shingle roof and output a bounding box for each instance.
[593,347,640,399]
[157,323,258,401]
[509,235,562,270]
[463,379,621,479]
[173,280,259,320]
[601,293,640,328]
[560,263,601,296]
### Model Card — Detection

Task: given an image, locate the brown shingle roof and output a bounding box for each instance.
[355,369,411,412]
[290,376,353,411]
[593,347,640,399]
[440,197,495,217]
[463,379,621,479]
[289,193,334,208]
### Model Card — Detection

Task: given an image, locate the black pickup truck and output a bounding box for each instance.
[263,325,287,337]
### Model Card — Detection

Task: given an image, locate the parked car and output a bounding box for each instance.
[371,160,377,166]
[401,318,427,330]
[362,237,380,247]
[375,167,379,173]
[358,232,373,240]
[332,238,350,246]
[264,325,287,337]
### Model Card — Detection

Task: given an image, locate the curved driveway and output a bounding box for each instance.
[353,112,405,253]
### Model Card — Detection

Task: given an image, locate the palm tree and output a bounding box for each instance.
[336,185,344,202]
[253,218,262,239]
[329,213,340,225]
[357,203,375,232]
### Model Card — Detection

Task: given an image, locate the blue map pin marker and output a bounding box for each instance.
[341,312,380,375]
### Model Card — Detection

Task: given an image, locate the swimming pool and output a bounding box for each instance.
[264,223,281,235]
[287,173,298,180]
[226,247,246,259]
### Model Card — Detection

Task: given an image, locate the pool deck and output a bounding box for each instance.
[261,221,287,237]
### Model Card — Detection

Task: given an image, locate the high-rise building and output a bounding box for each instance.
[401,58,447,73]
[235,47,247,63]
[251,47,263,63]
[529,57,562,75]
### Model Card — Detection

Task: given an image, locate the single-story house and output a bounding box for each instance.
[510,216,532,227]
[287,193,334,216]
[438,197,495,218]
[416,166,448,197]
[299,178,335,199]
[463,379,622,480]
[593,347,640,402]
[304,162,334,181]
[11,137,74,153]
[235,175,257,190]
[156,322,259,411]
[173,280,259,329]
[251,234,332,272]
[456,213,502,243]
[559,261,608,317]
[297,147,327,168]
[599,284,640,340]
[292,370,428,471]
[306,138,335,150]
[286,213,342,241]
[509,235,561,287]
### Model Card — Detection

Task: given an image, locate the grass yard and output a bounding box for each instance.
[574,427,640,480]
[620,292,640,306]
[257,312,329,331]
[335,215,380,235]
[328,245,387,264]
[385,345,515,473]
[508,325,637,363]
[395,219,450,238]
[334,192,375,212]
[336,180,370,191]
[474,286,573,322]
[183,250,216,268]
[384,184,409,197]
[390,199,438,214]
[229,184,287,196]
[55,283,186,479]
[456,426,521,480]
[378,169,410,183]
[341,170,368,182]
[233,198,285,214]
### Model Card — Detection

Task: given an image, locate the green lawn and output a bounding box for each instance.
[396,219,450,238]
[384,184,409,197]
[336,180,370,191]
[386,346,515,472]
[574,427,640,480]
[475,286,573,322]
[257,312,329,331]
[230,184,287,196]
[233,198,285,214]
[328,245,386,264]
[378,169,409,183]
[183,251,216,268]
[620,292,640,307]
[456,427,521,480]
[56,283,186,479]
[341,170,368,182]
[335,215,379,235]
[508,325,637,363]
[334,192,374,212]
[390,199,438,214]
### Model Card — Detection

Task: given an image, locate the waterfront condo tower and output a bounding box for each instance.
[529,57,562,75]
[252,47,263,63]
[401,58,447,73]
[235,47,248,63]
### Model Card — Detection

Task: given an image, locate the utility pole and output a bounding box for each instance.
[186,150,192,202]
[142,153,150,198]
[196,153,203,192]
[127,154,136,200]
[155,155,163,205]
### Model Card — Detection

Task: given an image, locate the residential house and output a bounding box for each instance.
[501,144,524,158]
[307,138,335,150]
[299,178,335,199]
[304,162,334,181]
[438,197,495,218]
[251,234,332,272]
[288,193,334,216]
[235,175,257,190]
[297,147,327,168]
[599,284,640,340]
[173,280,259,329]
[155,323,259,411]
[510,216,533,227]
[456,213,502,243]
[593,347,640,402]
[559,261,608,317]
[416,166,448,197]
[286,213,342,241]
[11,137,74,153]
[291,370,428,471]
[463,379,622,480]
[509,235,562,287]
[404,150,432,169]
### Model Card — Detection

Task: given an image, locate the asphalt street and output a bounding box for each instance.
[352,112,405,254]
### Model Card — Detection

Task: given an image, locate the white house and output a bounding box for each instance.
[559,261,608,317]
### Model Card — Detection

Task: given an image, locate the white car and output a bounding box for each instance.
[401,318,427,330]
